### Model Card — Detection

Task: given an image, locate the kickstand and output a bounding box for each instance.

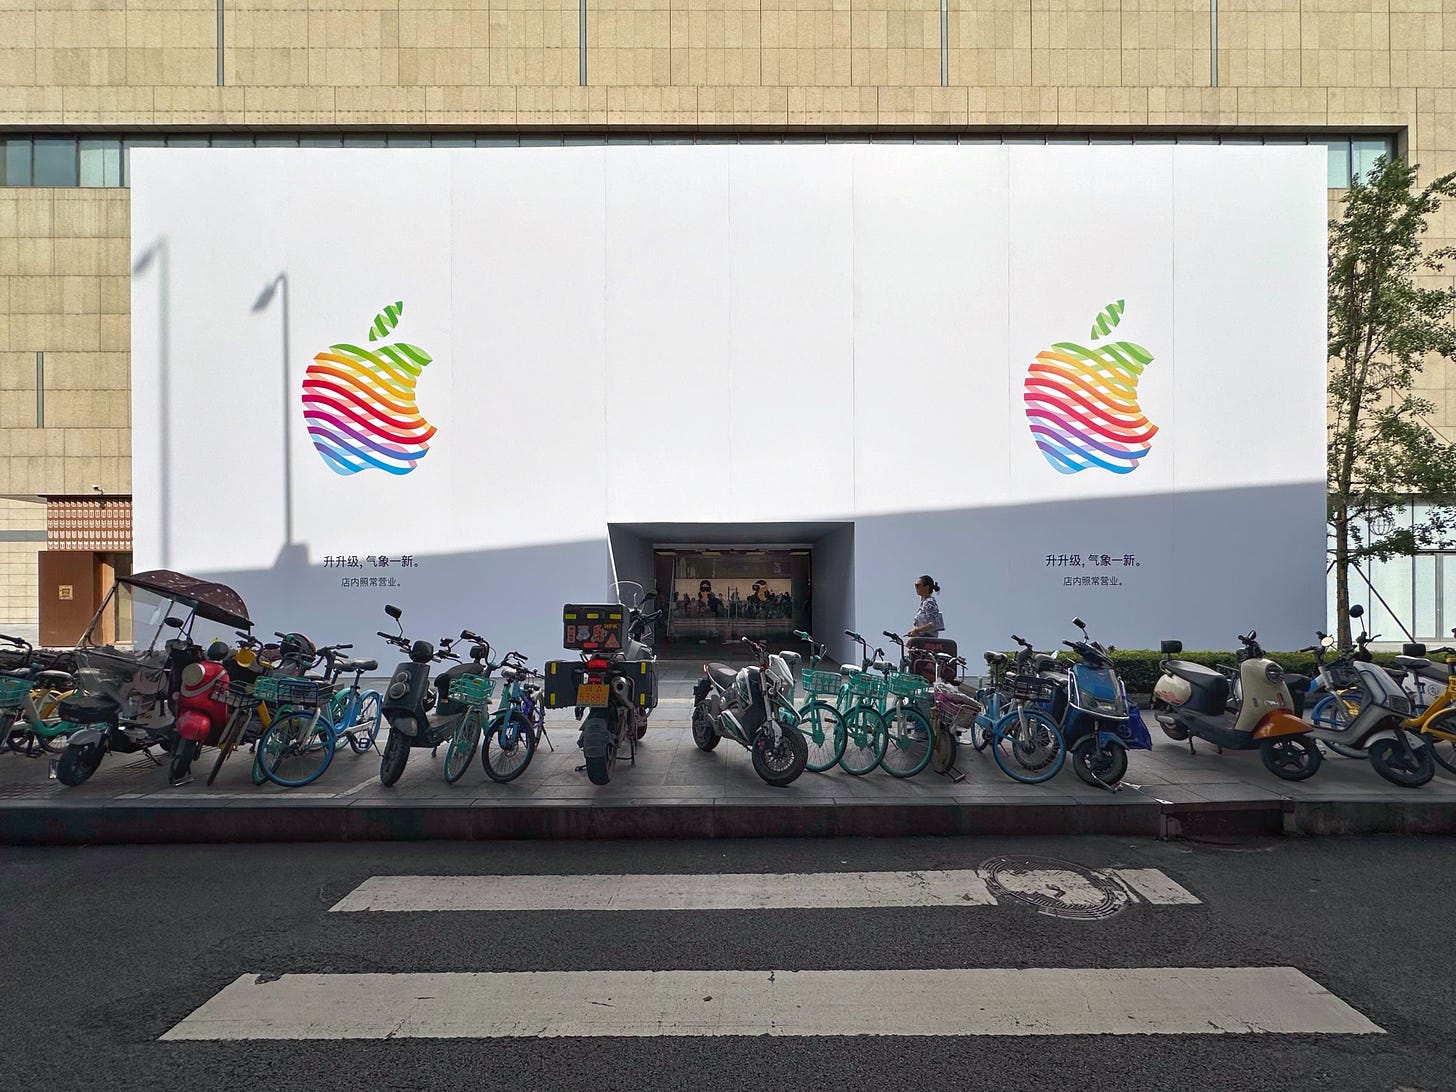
[941,765,967,784]
[574,762,586,772]
[539,724,554,752]
[1187,738,1197,756]
[142,746,164,766]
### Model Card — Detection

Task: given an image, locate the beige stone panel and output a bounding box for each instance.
[849,1,938,87]
[1057,85,1150,126]
[422,84,519,124]
[981,84,1057,125]
[332,85,428,123]
[1232,85,1329,127]
[948,0,1031,87]
[698,85,789,125]
[669,0,761,85]
[1299,0,1393,88]
[602,85,697,125]
[146,85,245,126]
[241,85,337,125]
[76,85,158,125]
[876,85,969,127]
[1217,0,1301,88]
[761,0,852,86]
[1118,0,1210,87]
[1146,84,1237,126]
[1324,85,1415,129]
[488,1,579,87]
[787,84,875,125]
[122,1,217,86]
[0,86,64,126]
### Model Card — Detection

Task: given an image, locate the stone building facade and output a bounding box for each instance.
[0,0,1451,642]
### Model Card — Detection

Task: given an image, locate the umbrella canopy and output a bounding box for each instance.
[118,570,252,629]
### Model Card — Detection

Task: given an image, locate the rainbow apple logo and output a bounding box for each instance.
[1023,299,1157,475]
[301,300,436,476]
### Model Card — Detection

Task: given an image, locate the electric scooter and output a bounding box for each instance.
[1050,617,1151,790]
[691,636,808,786]
[376,604,490,787]
[1153,631,1322,781]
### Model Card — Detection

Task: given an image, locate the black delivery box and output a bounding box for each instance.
[562,604,625,652]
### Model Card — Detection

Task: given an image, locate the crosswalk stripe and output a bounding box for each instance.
[161,968,1382,1040]
[1110,868,1201,905]
[329,867,1199,913]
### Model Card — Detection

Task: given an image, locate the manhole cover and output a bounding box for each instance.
[977,854,1130,921]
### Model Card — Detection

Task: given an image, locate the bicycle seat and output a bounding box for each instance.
[705,662,738,688]
[337,657,378,674]
[501,666,519,681]
[839,664,863,676]
[34,670,74,688]
[983,651,1007,667]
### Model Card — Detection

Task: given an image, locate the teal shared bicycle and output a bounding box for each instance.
[253,651,384,788]
[438,649,553,784]
[793,630,891,775]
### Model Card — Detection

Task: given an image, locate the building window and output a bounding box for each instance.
[0,131,1403,190]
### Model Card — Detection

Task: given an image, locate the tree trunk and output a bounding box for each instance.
[1334,505,1352,647]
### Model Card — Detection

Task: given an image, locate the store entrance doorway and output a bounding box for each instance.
[652,546,811,659]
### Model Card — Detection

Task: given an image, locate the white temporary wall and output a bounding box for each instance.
[131,144,1326,665]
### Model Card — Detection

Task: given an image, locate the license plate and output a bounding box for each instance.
[576,683,610,706]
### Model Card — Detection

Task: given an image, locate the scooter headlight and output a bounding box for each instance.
[1264,662,1285,685]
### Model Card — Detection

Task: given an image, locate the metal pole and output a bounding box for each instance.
[579,0,587,86]
[1210,0,1218,88]
[281,275,293,546]
[216,0,225,86]
[34,351,43,427]
[940,0,948,88]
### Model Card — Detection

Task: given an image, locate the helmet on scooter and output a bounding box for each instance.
[206,640,229,662]
[278,632,316,663]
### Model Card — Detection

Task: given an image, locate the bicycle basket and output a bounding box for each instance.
[934,685,982,730]
[800,668,842,699]
[1004,673,1058,704]
[252,675,330,707]
[0,675,33,708]
[449,673,495,708]
[886,671,931,699]
[845,671,887,702]
[221,680,255,709]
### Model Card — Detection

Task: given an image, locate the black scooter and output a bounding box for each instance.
[376,604,490,787]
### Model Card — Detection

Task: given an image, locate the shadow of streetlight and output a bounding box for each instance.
[252,273,293,547]
[133,238,170,566]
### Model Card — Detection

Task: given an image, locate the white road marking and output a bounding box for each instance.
[330,869,999,912]
[1108,868,1201,905]
[329,867,1200,913]
[161,967,1382,1040]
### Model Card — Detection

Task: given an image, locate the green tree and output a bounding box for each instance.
[1329,156,1456,645]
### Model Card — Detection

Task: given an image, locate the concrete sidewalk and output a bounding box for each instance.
[3,691,1455,842]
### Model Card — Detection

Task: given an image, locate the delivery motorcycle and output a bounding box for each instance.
[692,636,809,786]
[1152,630,1322,781]
[571,587,661,786]
[376,604,490,787]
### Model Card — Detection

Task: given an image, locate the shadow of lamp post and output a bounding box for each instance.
[132,239,170,567]
[252,273,293,547]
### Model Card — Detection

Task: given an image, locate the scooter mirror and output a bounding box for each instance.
[385,604,402,620]
[1403,643,1427,657]
[1159,639,1183,655]
[1348,604,1364,619]
[1072,616,1087,632]
[163,616,185,630]
[1321,634,1335,648]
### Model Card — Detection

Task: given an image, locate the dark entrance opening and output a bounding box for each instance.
[608,523,853,663]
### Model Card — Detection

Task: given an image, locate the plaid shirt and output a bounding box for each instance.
[913,595,945,636]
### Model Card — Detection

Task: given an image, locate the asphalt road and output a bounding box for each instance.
[2,835,1453,1092]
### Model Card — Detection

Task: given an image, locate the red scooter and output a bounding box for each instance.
[168,634,273,785]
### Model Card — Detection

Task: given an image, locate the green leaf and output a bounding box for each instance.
[1090,299,1125,340]
[368,300,405,343]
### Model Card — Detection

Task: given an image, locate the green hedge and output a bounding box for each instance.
[1097,649,1405,694]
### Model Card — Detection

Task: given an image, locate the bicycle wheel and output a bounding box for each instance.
[1420,709,1456,775]
[443,708,482,784]
[482,711,537,783]
[257,711,335,788]
[205,712,246,786]
[880,703,934,778]
[990,708,1065,784]
[1311,693,1366,759]
[347,691,384,754]
[838,704,888,776]
[797,700,846,773]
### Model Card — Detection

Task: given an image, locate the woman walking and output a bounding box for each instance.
[908,575,944,639]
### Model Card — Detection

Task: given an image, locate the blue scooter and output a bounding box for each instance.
[1050,617,1151,790]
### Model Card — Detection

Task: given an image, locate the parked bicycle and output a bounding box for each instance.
[0,634,75,756]
[972,635,1067,784]
[254,646,383,788]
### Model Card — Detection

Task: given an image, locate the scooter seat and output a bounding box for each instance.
[337,657,378,674]
[58,694,120,723]
[705,662,738,689]
[1392,655,1431,670]
[1164,660,1230,715]
[34,670,74,688]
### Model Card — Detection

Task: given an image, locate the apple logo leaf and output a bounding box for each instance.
[369,300,404,343]
[1089,299,1125,341]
